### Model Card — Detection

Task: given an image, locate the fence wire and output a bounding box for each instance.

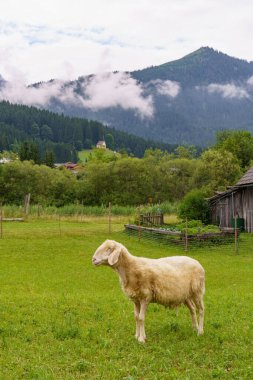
[1,211,253,256]
[123,220,253,256]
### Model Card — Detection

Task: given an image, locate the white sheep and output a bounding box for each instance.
[92,239,205,343]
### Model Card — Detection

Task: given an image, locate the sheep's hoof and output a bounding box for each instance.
[197,330,204,336]
[138,336,146,343]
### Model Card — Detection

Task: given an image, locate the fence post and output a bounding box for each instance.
[235,216,238,255]
[37,204,41,218]
[81,200,84,223]
[58,214,62,237]
[108,202,112,234]
[0,202,3,239]
[24,193,31,217]
[185,218,188,251]
[138,206,141,241]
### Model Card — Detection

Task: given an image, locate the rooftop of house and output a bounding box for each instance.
[64,162,78,169]
[96,140,106,148]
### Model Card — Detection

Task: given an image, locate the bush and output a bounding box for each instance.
[178,189,210,224]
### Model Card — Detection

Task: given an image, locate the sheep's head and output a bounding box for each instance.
[92,240,122,267]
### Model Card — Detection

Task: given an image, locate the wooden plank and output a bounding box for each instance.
[1,218,24,222]
[124,224,181,235]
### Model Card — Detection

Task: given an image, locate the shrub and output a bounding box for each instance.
[178,189,210,224]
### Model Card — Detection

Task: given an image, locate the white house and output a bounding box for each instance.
[96,140,106,149]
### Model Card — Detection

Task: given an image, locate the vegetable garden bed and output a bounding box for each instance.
[125,224,237,246]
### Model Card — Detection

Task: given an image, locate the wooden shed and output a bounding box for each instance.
[209,166,253,232]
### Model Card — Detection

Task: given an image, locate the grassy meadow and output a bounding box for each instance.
[78,150,93,163]
[0,217,253,379]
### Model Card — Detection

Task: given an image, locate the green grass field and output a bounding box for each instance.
[0,218,253,379]
[78,150,92,163]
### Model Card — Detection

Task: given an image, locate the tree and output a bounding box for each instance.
[216,130,253,168]
[174,145,197,159]
[153,158,199,202]
[40,124,53,140]
[19,141,40,164]
[193,148,242,194]
[44,150,55,168]
[105,133,115,150]
[144,148,169,163]
[30,123,40,139]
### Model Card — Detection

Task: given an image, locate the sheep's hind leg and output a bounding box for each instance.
[134,302,140,340]
[196,298,204,335]
[185,299,198,332]
[138,301,148,343]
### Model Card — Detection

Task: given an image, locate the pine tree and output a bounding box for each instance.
[44,150,55,167]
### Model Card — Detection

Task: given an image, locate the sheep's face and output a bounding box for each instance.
[92,240,121,266]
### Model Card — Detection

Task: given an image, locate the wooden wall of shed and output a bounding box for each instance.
[241,187,253,232]
[210,188,253,232]
[210,196,233,228]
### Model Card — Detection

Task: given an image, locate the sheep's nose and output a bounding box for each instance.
[92,257,97,264]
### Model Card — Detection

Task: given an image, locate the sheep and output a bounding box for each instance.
[92,239,205,343]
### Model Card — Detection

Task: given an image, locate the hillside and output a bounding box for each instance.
[0,101,177,161]
[133,47,253,86]
[1,47,253,146]
[44,47,253,146]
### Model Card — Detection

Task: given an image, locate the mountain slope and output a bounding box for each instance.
[0,101,178,159]
[132,47,253,86]
[1,47,253,146]
[52,47,253,146]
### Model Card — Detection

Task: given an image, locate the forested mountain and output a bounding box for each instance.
[0,101,177,162]
[53,47,253,146]
[132,47,253,86]
[1,47,253,147]
[45,47,253,146]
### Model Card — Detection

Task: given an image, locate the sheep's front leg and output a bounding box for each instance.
[134,302,140,340]
[138,301,148,343]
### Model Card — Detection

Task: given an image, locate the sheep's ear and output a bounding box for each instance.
[108,246,121,266]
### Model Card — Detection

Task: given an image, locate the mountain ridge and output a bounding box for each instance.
[132,46,253,86]
[1,47,253,146]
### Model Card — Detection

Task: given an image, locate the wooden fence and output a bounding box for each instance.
[140,213,164,226]
[125,224,238,250]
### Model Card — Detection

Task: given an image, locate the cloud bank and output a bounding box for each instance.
[81,72,154,118]
[0,72,155,118]
[150,79,181,97]
[207,83,250,99]
[0,80,62,106]
[2,1,253,83]
[247,76,253,86]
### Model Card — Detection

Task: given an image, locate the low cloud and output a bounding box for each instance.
[150,79,181,97]
[76,72,154,118]
[207,83,249,99]
[0,78,87,109]
[0,71,154,118]
[247,76,253,86]
[0,80,63,106]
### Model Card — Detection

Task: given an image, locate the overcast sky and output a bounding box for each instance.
[1,0,253,84]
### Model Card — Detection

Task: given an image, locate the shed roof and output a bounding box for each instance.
[209,166,253,204]
[235,166,253,186]
[208,189,233,203]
